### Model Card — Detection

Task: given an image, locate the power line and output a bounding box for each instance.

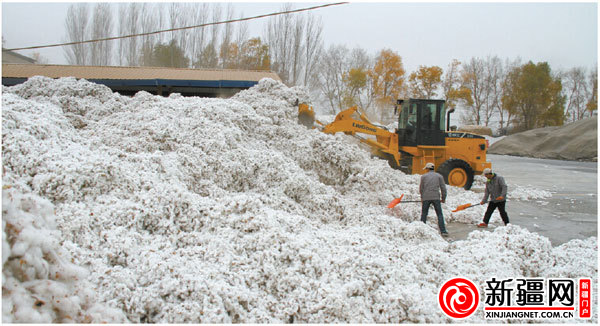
[6,2,348,52]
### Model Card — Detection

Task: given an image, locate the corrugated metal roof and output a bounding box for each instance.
[2,64,281,82]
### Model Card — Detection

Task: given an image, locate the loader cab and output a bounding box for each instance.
[396,99,446,147]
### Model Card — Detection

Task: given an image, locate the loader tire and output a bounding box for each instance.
[438,159,474,190]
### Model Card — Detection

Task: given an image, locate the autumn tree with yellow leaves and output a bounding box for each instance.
[408,65,443,99]
[442,59,472,111]
[239,38,271,70]
[585,68,598,116]
[369,49,406,122]
[502,61,565,130]
[342,68,368,107]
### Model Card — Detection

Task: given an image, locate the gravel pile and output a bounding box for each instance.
[489,117,598,161]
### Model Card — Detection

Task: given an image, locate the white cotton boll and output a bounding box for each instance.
[19,226,57,251]
[545,237,598,278]
[54,294,82,318]
[509,185,552,200]
[85,303,128,323]
[22,247,50,279]
[10,239,30,257]
[2,296,15,322]
[14,306,49,323]
[2,226,11,267]
[48,260,89,282]
[5,282,49,323]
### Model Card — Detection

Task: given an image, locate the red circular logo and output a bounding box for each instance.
[438,278,480,319]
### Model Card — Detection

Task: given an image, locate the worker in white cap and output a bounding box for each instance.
[477,168,510,227]
[419,162,448,236]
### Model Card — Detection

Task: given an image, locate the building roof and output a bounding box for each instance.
[2,63,280,82]
[2,50,36,64]
[2,64,282,97]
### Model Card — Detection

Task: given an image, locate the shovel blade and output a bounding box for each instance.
[452,203,472,212]
[387,194,404,208]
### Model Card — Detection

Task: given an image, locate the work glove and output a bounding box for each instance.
[480,201,485,205]
[496,196,504,201]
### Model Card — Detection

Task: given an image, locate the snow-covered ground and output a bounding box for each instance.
[2,77,597,323]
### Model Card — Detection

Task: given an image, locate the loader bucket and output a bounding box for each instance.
[298,103,316,128]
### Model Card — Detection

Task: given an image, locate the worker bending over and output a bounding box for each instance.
[478,168,510,227]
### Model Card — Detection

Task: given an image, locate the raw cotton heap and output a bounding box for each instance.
[2,187,127,323]
[2,77,597,323]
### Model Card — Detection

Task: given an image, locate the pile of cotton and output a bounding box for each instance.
[2,76,596,323]
[2,185,127,323]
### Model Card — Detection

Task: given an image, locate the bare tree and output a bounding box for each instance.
[194,3,222,69]
[209,3,222,52]
[563,67,590,122]
[234,12,249,55]
[461,56,512,127]
[188,3,210,68]
[117,4,126,65]
[461,57,487,125]
[316,44,350,114]
[265,4,324,87]
[31,52,48,64]
[483,56,503,127]
[289,14,305,85]
[168,3,179,47]
[139,3,161,66]
[126,3,141,66]
[89,3,113,66]
[167,3,192,68]
[117,3,142,66]
[63,3,89,65]
[265,4,294,83]
[302,13,323,89]
[219,4,236,68]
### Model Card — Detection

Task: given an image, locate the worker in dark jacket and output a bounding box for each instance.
[477,168,510,227]
[420,162,448,236]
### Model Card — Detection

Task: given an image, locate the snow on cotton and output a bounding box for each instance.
[2,76,597,323]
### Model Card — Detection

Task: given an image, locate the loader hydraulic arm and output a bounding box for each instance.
[317,106,400,157]
[323,107,384,135]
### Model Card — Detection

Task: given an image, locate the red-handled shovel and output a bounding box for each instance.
[387,194,422,208]
[452,203,483,212]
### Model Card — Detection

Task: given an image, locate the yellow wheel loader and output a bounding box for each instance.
[298,99,491,190]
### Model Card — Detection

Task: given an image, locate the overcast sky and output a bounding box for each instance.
[1,1,597,73]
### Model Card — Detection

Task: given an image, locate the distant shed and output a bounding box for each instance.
[2,64,281,97]
[2,49,36,64]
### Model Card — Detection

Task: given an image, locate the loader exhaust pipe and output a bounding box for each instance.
[446,107,455,131]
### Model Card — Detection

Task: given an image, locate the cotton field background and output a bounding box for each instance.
[2,77,597,323]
